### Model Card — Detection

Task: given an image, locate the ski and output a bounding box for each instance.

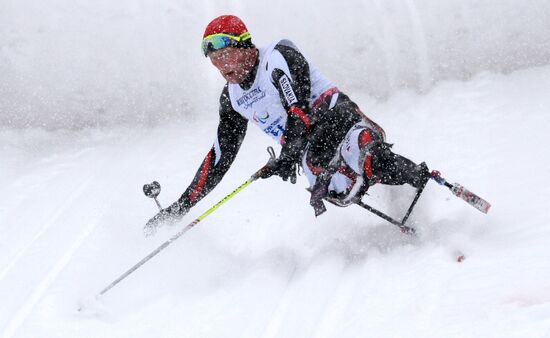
[431,171,491,213]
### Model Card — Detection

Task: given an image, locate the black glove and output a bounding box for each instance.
[144,201,189,237]
[258,154,298,184]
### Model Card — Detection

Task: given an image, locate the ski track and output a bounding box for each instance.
[312,267,359,338]
[0,169,99,283]
[1,209,107,338]
[258,256,350,338]
[0,132,141,337]
[260,264,299,338]
[0,149,115,337]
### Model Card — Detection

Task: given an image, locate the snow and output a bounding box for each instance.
[2,0,550,128]
[1,64,550,337]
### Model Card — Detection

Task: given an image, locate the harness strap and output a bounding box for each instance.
[312,87,340,110]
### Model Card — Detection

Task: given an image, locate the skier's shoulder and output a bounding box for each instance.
[263,39,304,75]
[264,38,300,54]
[273,39,302,58]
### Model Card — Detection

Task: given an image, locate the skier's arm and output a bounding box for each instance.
[269,44,312,180]
[145,85,247,235]
[177,85,248,210]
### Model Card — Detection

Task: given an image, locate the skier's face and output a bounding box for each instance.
[209,47,257,84]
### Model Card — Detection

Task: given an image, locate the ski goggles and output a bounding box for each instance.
[201,32,252,56]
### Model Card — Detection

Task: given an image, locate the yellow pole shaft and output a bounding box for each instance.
[196,179,253,222]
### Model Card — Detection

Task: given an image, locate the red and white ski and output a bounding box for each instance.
[431,171,491,214]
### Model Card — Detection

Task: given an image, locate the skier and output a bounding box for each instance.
[145,15,430,234]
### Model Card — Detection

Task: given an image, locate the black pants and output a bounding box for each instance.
[307,91,426,188]
[307,91,365,169]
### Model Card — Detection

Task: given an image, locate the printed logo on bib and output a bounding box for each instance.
[253,111,270,124]
[236,88,266,109]
[264,116,285,138]
[278,74,298,106]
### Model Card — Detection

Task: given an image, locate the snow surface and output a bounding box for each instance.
[1,64,550,337]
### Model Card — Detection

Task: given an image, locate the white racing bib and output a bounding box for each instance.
[228,39,333,144]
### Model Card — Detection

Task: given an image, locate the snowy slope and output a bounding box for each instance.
[1,65,550,337]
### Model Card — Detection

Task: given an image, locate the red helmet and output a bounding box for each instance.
[202,15,253,56]
[203,15,249,38]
